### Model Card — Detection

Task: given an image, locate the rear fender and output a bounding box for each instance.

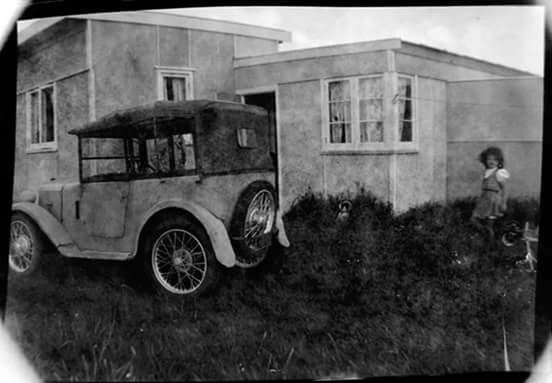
[11,202,75,247]
[135,199,236,267]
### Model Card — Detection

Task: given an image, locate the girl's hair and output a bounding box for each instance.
[479,146,505,168]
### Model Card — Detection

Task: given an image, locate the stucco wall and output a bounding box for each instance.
[446,78,543,200]
[277,83,392,209]
[395,52,504,82]
[238,51,448,212]
[14,19,89,198]
[13,73,89,197]
[56,73,90,183]
[16,19,275,199]
[447,142,542,200]
[92,21,158,117]
[234,36,278,58]
[158,26,191,67]
[394,77,447,211]
[13,94,28,198]
[323,154,391,203]
[17,19,87,93]
[190,29,236,100]
[235,50,388,90]
[447,78,543,141]
[277,80,325,211]
[92,21,252,113]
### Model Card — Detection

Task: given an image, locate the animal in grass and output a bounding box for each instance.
[470,146,510,240]
[336,200,353,223]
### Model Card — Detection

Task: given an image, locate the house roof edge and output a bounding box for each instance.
[18,11,292,45]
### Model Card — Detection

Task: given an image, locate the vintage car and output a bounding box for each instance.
[9,100,289,296]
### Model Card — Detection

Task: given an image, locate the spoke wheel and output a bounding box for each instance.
[9,213,43,276]
[230,181,277,268]
[244,190,275,252]
[142,214,219,297]
[152,229,207,294]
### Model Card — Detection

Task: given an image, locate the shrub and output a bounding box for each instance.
[281,190,538,330]
[506,197,540,225]
[7,190,538,380]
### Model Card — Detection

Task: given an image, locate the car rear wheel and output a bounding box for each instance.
[142,215,219,297]
[9,212,44,276]
[230,181,277,268]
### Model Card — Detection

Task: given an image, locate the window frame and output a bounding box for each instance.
[322,74,388,152]
[357,74,386,149]
[321,76,356,151]
[395,74,418,149]
[326,77,353,148]
[321,73,418,153]
[155,67,194,101]
[78,133,199,184]
[26,83,57,153]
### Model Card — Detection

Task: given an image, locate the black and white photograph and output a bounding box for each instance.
[1,2,549,381]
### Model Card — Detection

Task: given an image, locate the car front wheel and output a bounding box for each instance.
[9,212,44,276]
[142,215,219,297]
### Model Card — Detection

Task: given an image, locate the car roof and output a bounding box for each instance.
[68,99,268,138]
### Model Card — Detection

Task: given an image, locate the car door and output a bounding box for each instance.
[62,181,130,252]
[79,181,130,239]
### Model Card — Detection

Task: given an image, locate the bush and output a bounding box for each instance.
[282,190,538,330]
[6,190,538,380]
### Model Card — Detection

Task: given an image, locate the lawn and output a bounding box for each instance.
[5,192,538,381]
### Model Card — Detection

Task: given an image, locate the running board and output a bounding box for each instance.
[57,244,131,260]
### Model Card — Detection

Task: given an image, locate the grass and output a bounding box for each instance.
[5,190,538,381]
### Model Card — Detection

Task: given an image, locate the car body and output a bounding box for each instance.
[10,100,289,296]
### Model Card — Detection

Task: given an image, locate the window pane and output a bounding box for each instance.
[329,102,351,123]
[399,121,413,142]
[98,139,125,175]
[237,128,258,148]
[149,137,171,172]
[359,77,383,99]
[330,123,351,143]
[328,81,350,101]
[399,99,412,121]
[84,138,127,180]
[360,99,382,121]
[41,87,54,142]
[164,77,187,101]
[30,92,40,144]
[95,137,125,157]
[398,78,412,98]
[164,78,174,100]
[360,121,384,143]
[83,159,127,180]
[173,133,195,171]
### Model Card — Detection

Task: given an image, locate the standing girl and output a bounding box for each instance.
[471,146,510,240]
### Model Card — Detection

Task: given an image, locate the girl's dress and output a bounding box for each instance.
[473,168,510,219]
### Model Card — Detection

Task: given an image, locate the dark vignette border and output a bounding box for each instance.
[1,1,550,382]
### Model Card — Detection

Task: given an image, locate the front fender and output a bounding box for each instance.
[12,202,74,247]
[136,199,236,267]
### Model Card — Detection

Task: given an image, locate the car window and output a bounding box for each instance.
[237,128,258,148]
[173,133,196,171]
[81,138,128,182]
[146,137,171,173]
[80,133,197,183]
[141,134,195,174]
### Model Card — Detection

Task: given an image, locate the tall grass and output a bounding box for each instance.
[5,190,538,380]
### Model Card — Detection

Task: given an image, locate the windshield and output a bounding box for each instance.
[79,133,196,182]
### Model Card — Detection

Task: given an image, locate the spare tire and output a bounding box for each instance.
[230,181,277,268]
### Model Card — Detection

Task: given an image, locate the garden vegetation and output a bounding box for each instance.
[5,190,538,380]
